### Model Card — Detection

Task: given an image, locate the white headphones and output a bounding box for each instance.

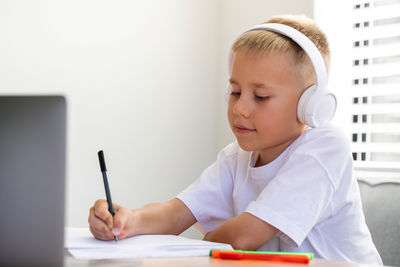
[227,23,337,128]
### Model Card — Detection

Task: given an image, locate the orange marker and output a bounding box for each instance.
[210,250,311,264]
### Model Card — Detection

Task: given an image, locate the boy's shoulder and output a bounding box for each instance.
[218,141,241,158]
[297,124,349,147]
[290,124,352,161]
[217,141,253,164]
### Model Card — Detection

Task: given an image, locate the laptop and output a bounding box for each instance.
[0,96,66,266]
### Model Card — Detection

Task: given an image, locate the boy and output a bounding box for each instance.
[88,15,382,264]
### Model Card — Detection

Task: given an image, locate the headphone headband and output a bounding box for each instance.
[228,23,328,89]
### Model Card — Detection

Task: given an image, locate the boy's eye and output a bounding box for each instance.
[231,91,241,97]
[255,95,270,100]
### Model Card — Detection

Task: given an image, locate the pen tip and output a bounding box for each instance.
[114,236,118,243]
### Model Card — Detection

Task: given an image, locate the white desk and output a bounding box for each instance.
[65,255,382,267]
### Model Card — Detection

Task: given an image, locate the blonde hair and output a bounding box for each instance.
[232,15,330,87]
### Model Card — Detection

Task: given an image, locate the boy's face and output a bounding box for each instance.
[228,51,306,165]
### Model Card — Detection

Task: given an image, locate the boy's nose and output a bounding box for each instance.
[233,97,251,118]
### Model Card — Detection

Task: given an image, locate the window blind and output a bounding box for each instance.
[350,0,400,179]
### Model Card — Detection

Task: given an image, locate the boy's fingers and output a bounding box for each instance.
[88,207,112,237]
[113,202,122,211]
[112,207,132,238]
[112,212,126,236]
[93,199,114,229]
[89,225,113,240]
[88,200,130,240]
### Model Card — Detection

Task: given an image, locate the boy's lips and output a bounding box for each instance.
[234,124,256,134]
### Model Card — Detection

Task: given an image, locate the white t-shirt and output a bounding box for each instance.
[177,125,382,265]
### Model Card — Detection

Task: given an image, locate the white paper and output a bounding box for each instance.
[65,227,233,259]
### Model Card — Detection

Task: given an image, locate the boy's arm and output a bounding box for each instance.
[203,212,278,250]
[89,198,196,240]
[127,198,196,236]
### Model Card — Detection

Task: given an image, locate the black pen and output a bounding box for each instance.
[97,150,118,242]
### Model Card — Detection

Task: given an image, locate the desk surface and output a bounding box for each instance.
[65,255,380,267]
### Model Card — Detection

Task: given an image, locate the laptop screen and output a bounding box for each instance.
[0,96,66,266]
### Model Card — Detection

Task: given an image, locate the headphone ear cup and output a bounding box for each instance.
[297,85,337,127]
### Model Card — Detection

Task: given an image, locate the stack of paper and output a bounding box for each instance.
[65,227,233,259]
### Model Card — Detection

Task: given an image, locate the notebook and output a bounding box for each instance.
[66,227,233,259]
[0,96,67,266]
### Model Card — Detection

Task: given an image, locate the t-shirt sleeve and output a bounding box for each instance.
[245,127,352,247]
[176,147,235,232]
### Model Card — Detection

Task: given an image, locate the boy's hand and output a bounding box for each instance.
[88,198,196,240]
[88,199,134,240]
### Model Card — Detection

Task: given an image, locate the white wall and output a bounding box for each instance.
[0,0,219,231]
[0,0,313,238]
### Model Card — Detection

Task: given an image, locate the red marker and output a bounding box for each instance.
[210,250,311,264]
